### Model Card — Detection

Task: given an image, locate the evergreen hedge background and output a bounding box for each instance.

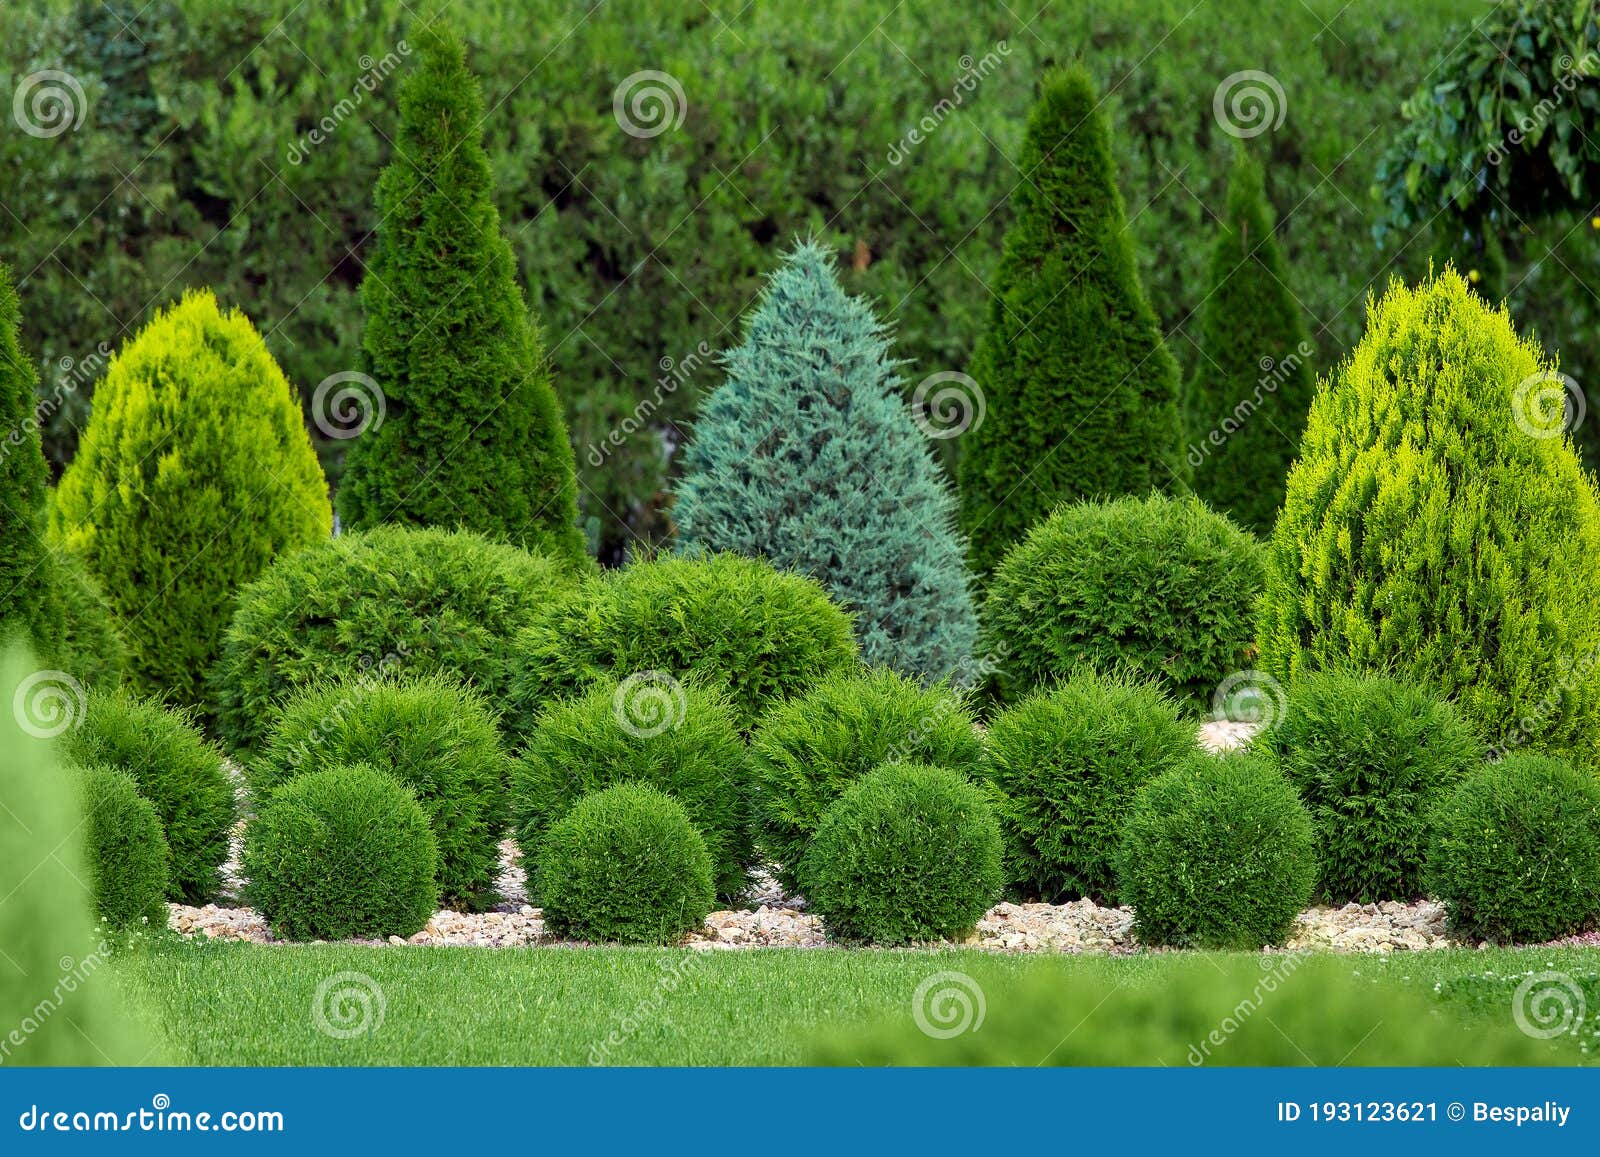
[1,0,1538,565]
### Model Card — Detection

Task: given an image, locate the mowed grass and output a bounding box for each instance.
[112,939,1600,1067]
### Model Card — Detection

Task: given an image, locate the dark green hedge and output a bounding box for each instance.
[1,0,1498,563]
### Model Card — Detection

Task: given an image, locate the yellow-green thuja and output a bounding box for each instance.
[52,290,331,703]
[1259,270,1600,760]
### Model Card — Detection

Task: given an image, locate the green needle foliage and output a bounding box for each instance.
[1183,151,1316,533]
[336,23,586,565]
[957,65,1184,573]
[674,240,976,680]
[0,646,153,1065]
[1258,270,1600,759]
[51,289,331,702]
[0,258,122,686]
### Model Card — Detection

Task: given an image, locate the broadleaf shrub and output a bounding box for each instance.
[72,764,171,930]
[60,690,234,904]
[958,66,1185,572]
[1255,672,1481,902]
[1183,151,1317,533]
[673,240,975,680]
[1116,751,1316,949]
[336,24,586,564]
[1425,754,1600,943]
[505,553,856,736]
[983,670,1195,903]
[212,525,576,753]
[981,494,1264,706]
[50,289,331,702]
[748,667,983,891]
[801,761,1003,945]
[251,676,507,912]
[1258,271,1600,759]
[513,679,751,899]
[536,783,715,945]
[244,763,439,942]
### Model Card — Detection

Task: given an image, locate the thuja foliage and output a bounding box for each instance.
[674,240,975,680]
[336,23,585,564]
[1184,151,1316,533]
[61,690,234,904]
[957,66,1184,573]
[0,646,152,1064]
[0,258,122,685]
[71,764,171,930]
[1258,271,1600,759]
[52,289,331,702]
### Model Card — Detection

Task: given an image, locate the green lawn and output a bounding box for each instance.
[113,938,1600,1066]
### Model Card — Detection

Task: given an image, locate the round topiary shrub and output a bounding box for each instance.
[244,763,439,941]
[1256,672,1482,903]
[72,765,170,930]
[980,494,1264,706]
[50,289,332,703]
[983,670,1196,903]
[1258,270,1600,759]
[536,783,715,945]
[1117,751,1316,950]
[506,552,857,737]
[748,667,984,891]
[513,679,751,899]
[251,676,507,911]
[1425,754,1600,943]
[60,691,234,904]
[801,762,1003,945]
[213,525,579,753]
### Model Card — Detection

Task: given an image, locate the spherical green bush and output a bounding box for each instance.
[1425,754,1600,943]
[252,676,507,911]
[981,494,1264,706]
[749,667,984,891]
[802,762,1003,944]
[983,670,1196,902]
[513,678,751,899]
[1259,271,1600,760]
[1255,672,1482,903]
[1117,751,1316,949]
[213,525,579,753]
[72,765,170,930]
[60,690,234,904]
[51,289,332,703]
[505,552,857,738]
[536,783,715,945]
[244,763,439,941]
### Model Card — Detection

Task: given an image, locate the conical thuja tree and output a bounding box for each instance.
[1184,151,1315,533]
[0,259,60,649]
[674,240,976,680]
[337,23,587,566]
[1259,269,1600,759]
[958,65,1185,574]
